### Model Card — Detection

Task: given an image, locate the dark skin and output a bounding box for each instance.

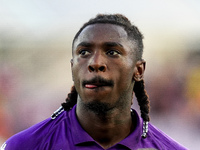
[71,24,145,149]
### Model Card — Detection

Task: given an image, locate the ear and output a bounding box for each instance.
[70,59,73,67]
[133,60,146,81]
[71,59,74,81]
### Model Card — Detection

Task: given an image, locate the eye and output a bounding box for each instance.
[79,50,91,56]
[106,50,120,56]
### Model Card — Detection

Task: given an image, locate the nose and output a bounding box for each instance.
[88,53,107,72]
[88,65,106,72]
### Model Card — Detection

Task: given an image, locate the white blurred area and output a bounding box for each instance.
[0,0,200,149]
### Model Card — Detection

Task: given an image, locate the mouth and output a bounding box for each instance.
[85,83,109,89]
[82,76,114,89]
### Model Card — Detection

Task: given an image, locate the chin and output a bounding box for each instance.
[83,100,114,115]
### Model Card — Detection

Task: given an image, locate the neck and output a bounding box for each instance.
[76,100,134,149]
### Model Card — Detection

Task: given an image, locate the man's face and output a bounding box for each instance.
[72,24,138,112]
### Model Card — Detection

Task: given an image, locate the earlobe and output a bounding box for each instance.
[133,73,143,81]
[133,60,146,81]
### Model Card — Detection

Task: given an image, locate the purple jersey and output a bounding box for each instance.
[1,105,187,150]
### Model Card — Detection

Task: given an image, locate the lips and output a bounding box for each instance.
[85,83,108,89]
[82,76,114,89]
[85,84,98,89]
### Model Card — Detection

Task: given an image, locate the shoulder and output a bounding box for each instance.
[2,109,70,150]
[3,118,53,150]
[147,123,188,150]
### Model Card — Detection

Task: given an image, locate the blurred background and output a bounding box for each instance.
[0,0,200,149]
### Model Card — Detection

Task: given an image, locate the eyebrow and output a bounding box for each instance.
[76,42,123,48]
[76,42,93,48]
[104,42,123,48]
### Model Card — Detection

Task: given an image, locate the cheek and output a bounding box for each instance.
[116,62,135,88]
[72,58,86,75]
[118,69,133,84]
[72,63,81,84]
[72,67,82,96]
[118,58,135,77]
[71,59,88,86]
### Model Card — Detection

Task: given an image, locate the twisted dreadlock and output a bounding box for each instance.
[133,80,150,138]
[52,14,150,138]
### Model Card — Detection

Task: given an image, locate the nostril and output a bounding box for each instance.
[88,66,95,72]
[99,66,106,72]
[88,64,106,72]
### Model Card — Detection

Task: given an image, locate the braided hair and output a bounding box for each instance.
[52,14,150,138]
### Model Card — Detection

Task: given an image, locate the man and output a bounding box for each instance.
[1,14,187,150]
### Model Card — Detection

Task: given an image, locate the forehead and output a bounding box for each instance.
[73,24,130,48]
